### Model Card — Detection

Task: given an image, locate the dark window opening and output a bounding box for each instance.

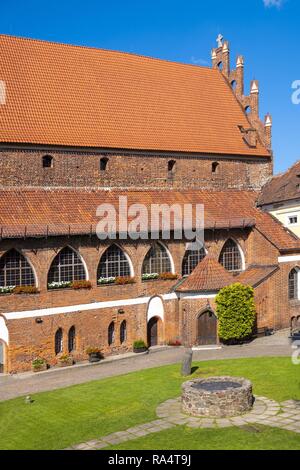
[55,328,63,355]
[289,269,298,300]
[100,157,109,171]
[120,320,127,344]
[168,160,176,177]
[212,162,219,174]
[68,326,76,353]
[42,155,53,168]
[108,322,115,346]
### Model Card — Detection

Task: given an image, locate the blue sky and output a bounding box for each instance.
[1,0,299,174]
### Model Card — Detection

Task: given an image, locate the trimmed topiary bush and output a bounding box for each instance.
[216,283,256,344]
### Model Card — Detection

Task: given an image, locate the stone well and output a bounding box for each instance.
[181,376,253,418]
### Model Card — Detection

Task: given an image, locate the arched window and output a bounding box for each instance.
[231,80,237,90]
[68,326,76,353]
[245,106,251,115]
[97,245,131,280]
[0,249,35,287]
[182,247,206,276]
[42,155,54,168]
[120,320,127,344]
[168,160,176,177]
[55,328,63,355]
[217,62,223,71]
[212,162,219,174]
[289,269,298,300]
[48,247,86,285]
[142,243,172,275]
[100,157,109,171]
[219,239,243,273]
[108,322,115,346]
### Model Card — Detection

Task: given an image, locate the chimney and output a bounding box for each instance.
[264,113,272,149]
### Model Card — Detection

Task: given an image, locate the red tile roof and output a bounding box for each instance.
[0,189,297,251]
[0,35,270,157]
[236,265,279,287]
[176,256,235,292]
[258,160,300,206]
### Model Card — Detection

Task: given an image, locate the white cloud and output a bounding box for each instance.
[263,0,284,8]
[191,56,209,66]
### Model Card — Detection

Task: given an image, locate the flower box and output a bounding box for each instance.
[97,276,135,286]
[86,347,103,363]
[13,286,39,295]
[57,355,74,367]
[32,358,47,372]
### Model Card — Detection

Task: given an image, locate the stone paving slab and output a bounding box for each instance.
[66,394,300,450]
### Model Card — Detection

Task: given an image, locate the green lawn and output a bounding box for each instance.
[0,357,299,450]
[109,425,300,451]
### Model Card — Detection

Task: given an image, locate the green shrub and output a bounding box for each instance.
[216,283,256,343]
[32,357,47,369]
[133,340,147,350]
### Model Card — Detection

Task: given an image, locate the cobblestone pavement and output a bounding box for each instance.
[0,329,292,401]
[66,396,300,450]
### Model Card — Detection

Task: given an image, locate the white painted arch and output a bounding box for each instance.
[0,316,9,345]
[147,296,164,322]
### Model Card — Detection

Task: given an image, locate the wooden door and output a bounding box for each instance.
[147,317,158,346]
[197,311,217,345]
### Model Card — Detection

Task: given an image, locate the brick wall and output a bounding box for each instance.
[0,148,272,190]
[0,227,294,372]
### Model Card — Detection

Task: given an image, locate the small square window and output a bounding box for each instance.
[289,216,298,225]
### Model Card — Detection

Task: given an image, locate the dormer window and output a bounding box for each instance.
[42,155,54,168]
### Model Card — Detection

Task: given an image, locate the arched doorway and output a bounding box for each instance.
[147,316,160,347]
[197,310,217,345]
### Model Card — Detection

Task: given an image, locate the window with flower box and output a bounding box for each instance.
[0,249,35,292]
[97,245,131,285]
[48,247,86,288]
[142,243,172,279]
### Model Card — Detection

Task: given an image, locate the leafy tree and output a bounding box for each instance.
[216,283,256,343]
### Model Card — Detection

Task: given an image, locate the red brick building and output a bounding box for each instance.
[0,34,299,373]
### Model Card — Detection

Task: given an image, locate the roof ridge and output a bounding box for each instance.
[0,33,213,71]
